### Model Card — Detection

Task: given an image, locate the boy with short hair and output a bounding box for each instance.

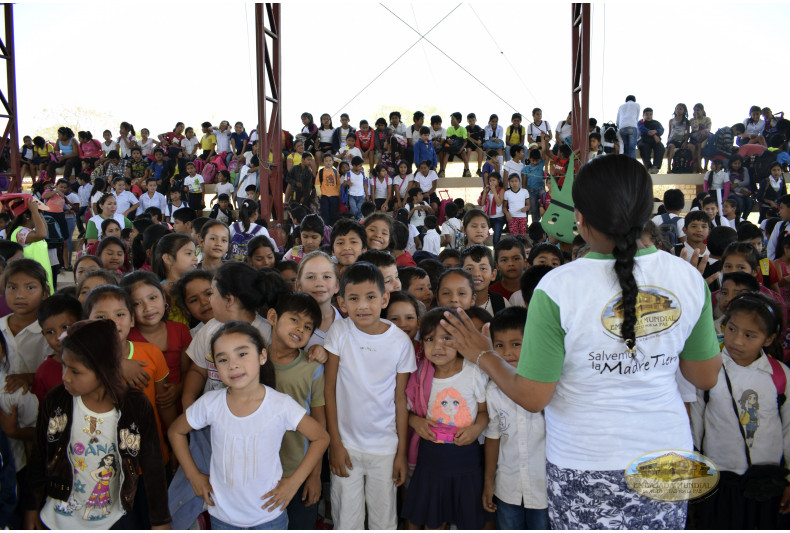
[521,149,545,224]
[483,306,548,530]
[440,202,463,250]
[166,187,189,224]
[184,161,205,212]
[466,113,485,176]
[358,250,402,294]
[265,292,326,529]
[588,132,602,162]
[322,263,416,530]
[527,243,563,268]
[489,237,526,300]
[421,215,441,255]
[651,188,686,244]
[341,156,368,221]
[509,264,555,308]
[330,218,367,277]
[439,112,470,178]
[85,285,177,460]
[766,194,790,260]
[137,177,168,216]
[33,294,82,403]
[146,147,170,190]
[112,176,140,218]
[172,207,197,234]
[505,113,525,161]
[438,248,461,269]
[503,144,525,181]
[208,193,235,226]
[398,266,432,310]
[713,272,761,342]
[677,210,711,263]
[413,127,437,171]
[285,213,324,263]
[317,153,341,225]
[287,152,315,208]
[429,116,446,164]
[461,244,509,314]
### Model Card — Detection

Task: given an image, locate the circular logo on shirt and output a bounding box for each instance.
[600,286,682,340]
[625,449,719,501]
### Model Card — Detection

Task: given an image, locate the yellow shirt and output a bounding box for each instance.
[507,125,524,145]
[200,134,216,151]
[34,144,53,158]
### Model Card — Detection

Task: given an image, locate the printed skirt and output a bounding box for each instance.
[546,461,688,529]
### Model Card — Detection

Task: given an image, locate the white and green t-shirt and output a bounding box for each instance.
[517,247,719,471]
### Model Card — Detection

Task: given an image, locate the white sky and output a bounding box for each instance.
[8,1,790,140]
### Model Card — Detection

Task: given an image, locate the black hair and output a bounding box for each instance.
[573,155,652,352]
[357,250,397,269]
[684,210,711,229]
[246,235,277,259]
[419,126,430,136]
[200,219,230,242]
[706,226,738,257]
[417,258,446,294]
[392,220,410,251]
[97,235,126,258]
[233,198,258,233]
[62,319,127,406]
[589,132,602,143]
[460,244,495,269]
[494,236,526,262]
[152,233,194,280]
[419,306,459,341]
[360,201,376,218]
[701,196,718,207]
[275,260,298,274]
[209,321,275,389]
[527,243,563,265]
[437,267,474,295]
[101,218,122,235]
[330,218,366,249]
[173,207,197,225]
[83,284,133,317]
[509,144,524,159]
[215,261,289,314]
[721,271,761,293]
[424,215,437,231]
[520,264,554,305]
[723,292,785,360]
[73,254,102,277]
[398,266,428,293]
[430,115,442,125]
[558,145,572,158]
[173,269,214,320]
[722,242,760,272]
[146,207,163,221]
[2,258,49,293]
[490,306,528,339]
[350,155,364,167]
[384,290,421,320]
[339,261,385,296]
[120,270,165,304]
[413,111,424,121]
[0,240,23,261]
[662,188,685,212]
[38,294,82,326]
[732,123,746,134]
[132,223,168,270]
[272,292,322,332]
[465,306,494,326]
[462,208,490,230]
[438,248,461,263]
[736,221,763,242]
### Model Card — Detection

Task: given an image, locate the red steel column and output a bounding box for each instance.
[571,3,590,165]
[255,3,283,223]
[0,4,21,192]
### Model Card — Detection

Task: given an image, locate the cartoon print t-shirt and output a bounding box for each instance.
[40,397,123,530]
[427,360,487,432]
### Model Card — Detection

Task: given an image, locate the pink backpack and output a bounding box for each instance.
[202,163,217,184]
[192,158,206,174]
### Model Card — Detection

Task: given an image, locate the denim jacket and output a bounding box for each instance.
[24,385,171,527]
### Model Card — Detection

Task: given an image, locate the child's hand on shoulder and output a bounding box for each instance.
[261,475,301,512]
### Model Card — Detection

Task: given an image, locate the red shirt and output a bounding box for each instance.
[32,355,63,404]
[356,129,374,151]
[488,280,516,300]
[128,321,192,384]
[396,251,417,267]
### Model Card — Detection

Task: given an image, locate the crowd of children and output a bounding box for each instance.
[0,109,788,529]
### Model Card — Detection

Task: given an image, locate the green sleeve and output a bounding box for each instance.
[123,216,132,229]
[679,283,720,361]
[517,289,565,383]
[85,220,98,240]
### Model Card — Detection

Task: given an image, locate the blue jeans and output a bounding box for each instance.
[731,194,754,220]
[483,140,504,151]
[528,188,543,224]
[320,195,340,226]
[349,194,365,220]
[620,126,638,159]
[494,497,549,530]
[286,480,318,530]
[491,216,505,245]
[210,511,288,530]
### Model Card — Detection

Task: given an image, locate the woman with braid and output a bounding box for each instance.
[440,155,722,529]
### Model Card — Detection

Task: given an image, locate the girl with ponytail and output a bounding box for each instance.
[440,155,723,529]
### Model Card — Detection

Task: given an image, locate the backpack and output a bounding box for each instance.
[506,125,524,145]
[228,158,240,173]
[444,218,464,250]
[751,150,779,182]
[671,148,694,173]
[43,214,63,250]
[436,190,452,225]
[703,127,733,159]
[192,158,206,174]
[229,222,264,261]
[659,213,682,246]
[202,163,217,184]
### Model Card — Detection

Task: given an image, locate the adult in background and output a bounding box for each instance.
[637,108,665,174]
[46,127,80,181]
[441,155,721,529]
[617,95,640,159]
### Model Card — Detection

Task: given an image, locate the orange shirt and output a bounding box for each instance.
[317,167,341,197]
[129,341,170,461]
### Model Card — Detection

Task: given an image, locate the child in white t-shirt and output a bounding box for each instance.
[318,263,416,530]
[422,215,441,255]
[504,172,529,236]
[169,322,329,530]
[406,187,432,230]
[184,161,205,210]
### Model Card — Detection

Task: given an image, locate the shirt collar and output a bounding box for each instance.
[585,246,658,260]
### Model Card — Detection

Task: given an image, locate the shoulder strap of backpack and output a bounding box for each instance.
[767,356,787,409]
[661,213,671,224]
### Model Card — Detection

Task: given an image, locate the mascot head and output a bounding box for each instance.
[541,153,578,243]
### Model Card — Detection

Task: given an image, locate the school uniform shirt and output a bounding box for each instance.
[0,315,50,374]
[117,134,137,159]
[485,381,547,509]
[690,349,790,476]
[517,247,720,471]
[509,290,525,307]
[187,316,273,393]
[272,351,325,477]
[345,170,366,197]
[0,367,37,471]
[441,217,463,250]
[422,228,441,255]
[407,124,422,145]
[101,140,118,156]
[214,181,235,198]
[414,170,438,194]
[39,396,124,529]
[112,190,138,215]
[165,200,189,223]
[373,177,391,200]
[743,118,765,137]
[180,136,199,157]
[394,175,412,199]
[650,213,686,239]
[527,121,551,141]
[406,224,420,255]
[707,169,729,191]
[324,318,416,455]
[136,191,168,215]
[555,120,573,144]
[504,188,529,218]
[78,184,92,208]
[679,241,710,264]
[502,160,525,181]
[186,387,305,528]
[484,124,504,141]
[85,214,131,241]
[408,201,430,227]
[212,129,231,153]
